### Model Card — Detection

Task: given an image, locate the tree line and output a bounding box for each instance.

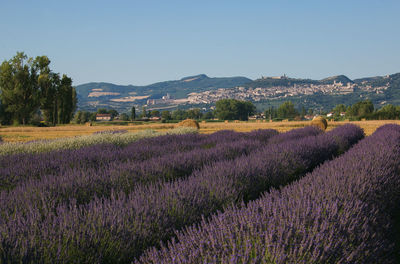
[330,100,400,120]
[0,52,77,125]
[72,99,400,124]
[138,99,256,121]
[1,52,399,126]
[265,100,400,120]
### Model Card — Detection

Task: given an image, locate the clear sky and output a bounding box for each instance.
[1,0,399,85]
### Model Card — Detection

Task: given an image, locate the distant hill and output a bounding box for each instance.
[246,74,353,88]
[250,73,400,112]
[75,74,251,112]
[75,73,400,112]
[320,75,353,85]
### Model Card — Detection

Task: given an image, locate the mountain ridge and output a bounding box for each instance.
[75,73,400,112]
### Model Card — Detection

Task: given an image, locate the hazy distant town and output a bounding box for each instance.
[145,76,390,107]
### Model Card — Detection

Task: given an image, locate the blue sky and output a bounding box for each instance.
[1,0,399,85]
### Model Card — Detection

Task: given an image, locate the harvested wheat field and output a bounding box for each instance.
[0,120,399,142]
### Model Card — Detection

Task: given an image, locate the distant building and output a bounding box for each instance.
[96,114,112,121]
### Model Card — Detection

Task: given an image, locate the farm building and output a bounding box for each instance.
[96,114,112,121]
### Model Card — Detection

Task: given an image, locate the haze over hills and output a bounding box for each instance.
[75,72,400,113]
[75,74,251,111]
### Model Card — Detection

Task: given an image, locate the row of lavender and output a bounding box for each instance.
[0,129,285,219]
[139,124,400,264]
[0,127,323,216]
[0,130,277,191]
[0,125,364,263]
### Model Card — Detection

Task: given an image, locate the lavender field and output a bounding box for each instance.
[3,124,399,263]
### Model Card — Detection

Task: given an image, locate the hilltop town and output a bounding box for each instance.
[184,75,389,105]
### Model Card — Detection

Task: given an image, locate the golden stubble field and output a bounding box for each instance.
[0,120,399,142]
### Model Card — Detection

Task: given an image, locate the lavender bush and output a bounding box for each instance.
[0,130,279,216]
[0,130,278,191]
[139,124,400,264]
[0,125,363,263]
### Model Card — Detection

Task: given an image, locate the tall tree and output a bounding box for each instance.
[57,74,77,124]
[0,52,77,125]
[131,106,136,120]
[277,101,298,119]
[161,110,171,120]
[0,52,41,124]
[39,72,59,124]
[347,100,374,119]
[215,99,256,121]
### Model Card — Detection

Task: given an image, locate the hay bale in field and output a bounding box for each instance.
[311,116,328,130]
[85,122,92,127]
[201,120,206,124]
[224,120,229,123]
[234,120,239,123]
[177,119,200,129]
[282,119,289,122]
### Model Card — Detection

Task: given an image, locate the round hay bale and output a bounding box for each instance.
[85,122,92,127]
[177,119,200,129]
[311,116,328,130]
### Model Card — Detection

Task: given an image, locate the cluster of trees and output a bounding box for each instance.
[136,107,214,121]
[0,52,77,125]
[214,99,256,121]
[264,101,312,120]
[264,100,400,121]
[331,100,400,120]
[73,108,119,124]
[150,99,256,121]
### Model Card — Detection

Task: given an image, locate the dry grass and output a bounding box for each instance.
[177,119,200,129]
[0,120,398,142]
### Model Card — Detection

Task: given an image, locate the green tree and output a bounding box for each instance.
[57,75,77,124]
[161,110,171,120]
[264,106,277,120]
[172,109,188,120]
[150,110,160,117]
[73,111,83,124]
[276,101,298,119]
[131,106,136,120]
[119,113,130,121]
[89,112,97,122]
[0,100,12,125]
[203,111,214,120]
[108,109,119,119]
[0,52,41,124]
[0,53,76,125]
[140,106,148,118]
[347,100,374,119]
[187,108,202,119]
[374,104,400,120]
[332,104,347,118]
[97,108,108,114]
[215,99,256,121]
